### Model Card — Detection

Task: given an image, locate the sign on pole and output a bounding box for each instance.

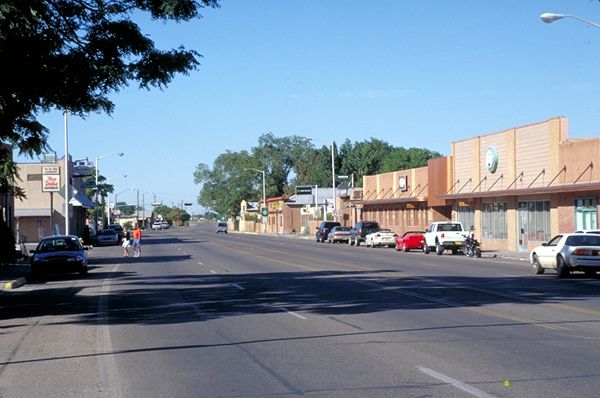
[261,207,268,217]
[42,166,60,192]
[295,186,313,195]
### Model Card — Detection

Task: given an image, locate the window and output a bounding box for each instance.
[481,202,507,239]
[575,198,597,231]
[457,204,474,231]
[518,200,550,242]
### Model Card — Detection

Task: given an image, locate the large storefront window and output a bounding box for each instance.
[518,200,550,242]
[457,204,474,230]
[481,202,507,239]
[575,198,597,231]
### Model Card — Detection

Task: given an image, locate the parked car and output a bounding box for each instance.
[574,229,600,234]
[96,229,119,246]
[395,231,425,252]
[316,221,341,242]
[106,223,124,241]
[531,233,600,277]
[348,221,380,246]
[152,222,163,230]
[365,228,397,248]
[30,235,89,278]
[326,226,352,244]
[423,221,466,255]
[216,222,228,233]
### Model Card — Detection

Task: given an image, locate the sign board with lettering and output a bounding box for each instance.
[295,186,313,195]
[42,174,60,192]
[42,166,60,175]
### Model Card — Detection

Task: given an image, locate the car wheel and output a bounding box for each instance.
[532,254,544,275]
[348,238,353,246]
[436,241,444,255]
[395,243,400,251]
[355,237,360,247]
[423,244,430,254]
[556,256,570,278]
[403,244,409,252]
[79,266,88,276]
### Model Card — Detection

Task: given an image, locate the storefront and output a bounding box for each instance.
[359,117,600,252]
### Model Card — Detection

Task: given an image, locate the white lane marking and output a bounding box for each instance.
[198,262,203,265]
[232,283,245,290]
[418,367,496,398]
[499,274,518,277]
[210,270,218,274]
[280,308,307,320]
[96,264,124,398]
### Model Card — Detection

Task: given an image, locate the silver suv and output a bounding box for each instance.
[216,222,228,234]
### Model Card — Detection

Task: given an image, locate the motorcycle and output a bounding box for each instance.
[462,233,481,258]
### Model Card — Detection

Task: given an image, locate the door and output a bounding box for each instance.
[517,202,528,252]
[575,198,598,231]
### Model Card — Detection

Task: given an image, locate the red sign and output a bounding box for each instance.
[42,174,60,192]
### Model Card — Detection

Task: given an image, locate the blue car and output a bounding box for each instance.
[30,235,89,278]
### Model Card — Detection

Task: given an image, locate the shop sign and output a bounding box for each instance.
[485,146,499,173]
[398,175,408,191]
[42,174,60,192]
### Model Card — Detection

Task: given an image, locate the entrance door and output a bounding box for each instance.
[517,202,528,252]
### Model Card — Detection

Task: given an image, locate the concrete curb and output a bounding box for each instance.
[3,277,26,290]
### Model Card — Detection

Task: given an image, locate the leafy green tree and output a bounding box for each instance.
[194,150,256,217]
[117,201,136,216]
[339,138,394,187]
[0,0,219,195]
[380,147,442,173]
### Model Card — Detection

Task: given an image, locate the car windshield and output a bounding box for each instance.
[565,235,600,246]
[100,230,115,235]
[37,237,81,252]
[438,224,462,231]
[218,223,227,227]
[336,227,350,231]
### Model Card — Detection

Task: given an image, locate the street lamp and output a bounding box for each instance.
[106,175,127,225]
[94,152,124,230]
[244,168,266,231]
[540,12,600,30]
[304,139,337,222]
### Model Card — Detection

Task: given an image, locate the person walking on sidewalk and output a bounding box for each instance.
[122,227,131,257]
[132,226,142,258]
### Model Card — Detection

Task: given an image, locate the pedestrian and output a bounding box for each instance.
[122,227,131,257]
[132,225,142,257]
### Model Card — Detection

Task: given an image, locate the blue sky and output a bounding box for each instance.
[16,0,600,214]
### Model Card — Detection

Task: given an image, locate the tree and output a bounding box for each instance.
[0,0,220,192]
[193,150,256,217]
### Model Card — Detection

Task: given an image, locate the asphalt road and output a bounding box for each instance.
[2,224,600,397]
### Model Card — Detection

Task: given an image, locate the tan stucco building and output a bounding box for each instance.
[14,156,94,242]
[358,116,600,252]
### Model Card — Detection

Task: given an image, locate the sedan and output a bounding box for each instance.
[395,231,425,252]
[530,233,600,277]
[30,235,89,278]
[365,228,397,248]
[96,229,119,245]
[327,226,352,244]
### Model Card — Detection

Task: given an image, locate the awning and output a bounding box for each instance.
[69,192,96,208]
[14,208,52,217]
[438,181,600,200]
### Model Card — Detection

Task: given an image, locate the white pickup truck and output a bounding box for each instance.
[423,221,466,255]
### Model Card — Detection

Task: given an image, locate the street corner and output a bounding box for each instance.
[3,277,27,290]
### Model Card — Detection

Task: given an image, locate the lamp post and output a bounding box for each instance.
[304,138,337,222]
[244,168,266,232]
[63,111,70,235]
[94,152,124,230]
[540,12,600,29]
[106,175,127,225]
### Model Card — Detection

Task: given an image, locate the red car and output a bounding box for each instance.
[395,231,425,252]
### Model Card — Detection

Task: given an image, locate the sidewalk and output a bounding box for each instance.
[0,260,30,290]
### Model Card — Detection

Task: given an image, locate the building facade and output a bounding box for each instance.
[358,117,600,252]
[15,156,94,242]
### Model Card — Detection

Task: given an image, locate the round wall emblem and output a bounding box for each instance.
[398,175,407,191]
[485,146,499,173]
